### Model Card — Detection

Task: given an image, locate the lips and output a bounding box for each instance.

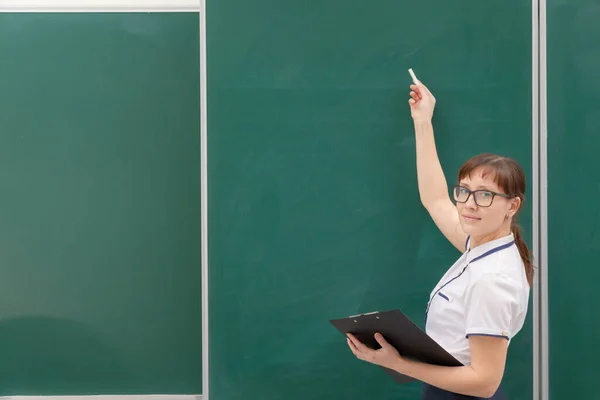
[462,215,481,221]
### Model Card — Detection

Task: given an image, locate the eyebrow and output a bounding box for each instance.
[460,182,497,191]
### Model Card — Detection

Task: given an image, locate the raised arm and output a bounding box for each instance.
[409,82,468,252]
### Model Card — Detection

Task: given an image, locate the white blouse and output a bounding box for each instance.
[424,233,530,365]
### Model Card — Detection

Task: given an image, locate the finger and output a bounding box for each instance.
[374,332,390,348]
[411,87,428,102]
[348,333,364,350]
[347,338,366,360]
[418,82,432,96]
[409,98,416,106]
[410,91,420,101]
[347,334,369,352]
[347,338,360,354]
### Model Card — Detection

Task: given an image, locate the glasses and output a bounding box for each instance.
[452,185,513,207]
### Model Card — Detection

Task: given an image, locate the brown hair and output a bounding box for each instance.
[458,153,534,287]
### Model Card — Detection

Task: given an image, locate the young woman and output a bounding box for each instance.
[346,80,533,399]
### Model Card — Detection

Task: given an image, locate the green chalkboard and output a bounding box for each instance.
[548,0,600,398]
[208,1,532,399]
[0,13,201,395]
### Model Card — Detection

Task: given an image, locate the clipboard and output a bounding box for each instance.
[329,309,463,383]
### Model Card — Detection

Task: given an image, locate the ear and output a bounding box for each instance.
[507,197,521,217]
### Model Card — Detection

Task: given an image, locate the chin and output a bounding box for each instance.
[459,221,485,237]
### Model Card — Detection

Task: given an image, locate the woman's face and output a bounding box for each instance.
[455,168,520,239]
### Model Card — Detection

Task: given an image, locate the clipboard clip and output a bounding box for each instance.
[348,311,379,318]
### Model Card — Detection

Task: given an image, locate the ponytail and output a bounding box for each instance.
[511,220,534,287]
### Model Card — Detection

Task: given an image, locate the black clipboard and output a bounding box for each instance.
[329,309,463,383]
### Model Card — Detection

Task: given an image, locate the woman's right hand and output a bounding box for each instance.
[408,82,436,122]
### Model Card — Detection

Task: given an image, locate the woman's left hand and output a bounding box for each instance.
[346,332,406,371]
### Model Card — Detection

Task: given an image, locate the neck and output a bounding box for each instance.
[469,224,512,249]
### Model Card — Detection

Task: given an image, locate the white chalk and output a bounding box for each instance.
[408,68,419,84]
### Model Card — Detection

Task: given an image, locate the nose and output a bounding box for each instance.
[466,194,478,209]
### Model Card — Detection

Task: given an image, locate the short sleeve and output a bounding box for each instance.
[464,273,520,340]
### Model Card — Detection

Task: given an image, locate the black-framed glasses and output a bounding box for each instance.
[452,185,512,207]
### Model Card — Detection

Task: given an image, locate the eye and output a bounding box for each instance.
[459,187,470,195]
[479,191,493,199]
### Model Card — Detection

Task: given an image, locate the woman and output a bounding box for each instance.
[346,80,533,399]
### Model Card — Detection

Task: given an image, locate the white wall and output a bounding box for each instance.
[0,0,200,11]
